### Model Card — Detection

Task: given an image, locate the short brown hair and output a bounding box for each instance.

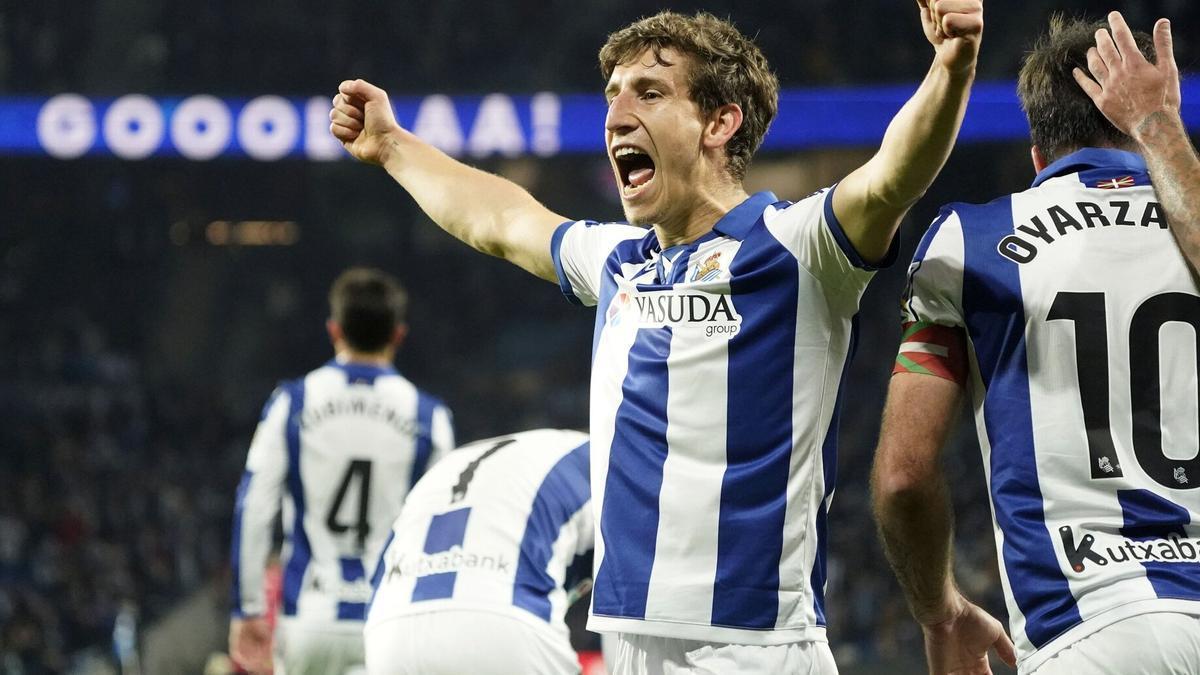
[328,268,407,352]
[1018,15,1156,163]
[599,11,779,181]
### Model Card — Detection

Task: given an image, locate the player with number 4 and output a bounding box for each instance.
[229,268,454,675]
[874,11,1200,675]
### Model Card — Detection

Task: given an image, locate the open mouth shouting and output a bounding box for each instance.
[612,145,657,200]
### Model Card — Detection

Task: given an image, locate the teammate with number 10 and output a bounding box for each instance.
[229,268,455,675]
[874,12,1200,675]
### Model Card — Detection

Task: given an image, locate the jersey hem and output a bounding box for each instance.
[366,600,566,640]
[1019,598,1200,673]
[586,614,827,646]
[277,615,366,634]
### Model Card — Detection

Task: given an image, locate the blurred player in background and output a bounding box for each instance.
[331,2,981,671]
[229,268,455,675]
[365,428,591,675]
[874,12,1200,675]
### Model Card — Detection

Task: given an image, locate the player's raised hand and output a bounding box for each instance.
[229,616,273,675]
[331,79,404,166]
[922,596,1016,675]
[918,0,984,76]
[1073,12,1181,142]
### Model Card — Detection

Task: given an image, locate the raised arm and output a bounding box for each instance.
[873,372,1015,674]
[331,79,564,282]
[1073,12,1200,270]
[833,0,982,262]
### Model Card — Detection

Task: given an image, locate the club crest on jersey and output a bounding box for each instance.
[689,252,724,282]
[607,280,742,339]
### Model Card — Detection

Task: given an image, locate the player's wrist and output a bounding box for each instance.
[915,587,967,628]
[376,127,412,169]
[1131,108,1185,147]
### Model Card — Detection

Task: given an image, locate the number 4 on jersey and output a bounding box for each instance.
[327,459,373,552]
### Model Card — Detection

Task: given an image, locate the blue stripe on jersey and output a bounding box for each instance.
[958,197,1082,648]
[411,394,439,489]
[513,442,591,622]
[810,314,859,626]
[1118,489,1200,600]
[367,530,395,617]
[412,507,472,602]
[282,380,311,616]
[551,220,585,306]
[336,558,368,620]
[823,184,899,270]
[592,327,672,620]
[230,470,253,617]
[711,226,799,629]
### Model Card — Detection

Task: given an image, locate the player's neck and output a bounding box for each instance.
[334,349,395,367]
[653,182,749,249]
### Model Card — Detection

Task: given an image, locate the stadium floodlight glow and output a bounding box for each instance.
[36,94,96,159]
[237,95,301,161]
[172,95,233,160]
[103,95,166,160]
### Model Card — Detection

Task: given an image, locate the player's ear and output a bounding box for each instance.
[392,324,409,350]
[702,103,743,152]
[326,319,343,346]
[1031,145,1049,173]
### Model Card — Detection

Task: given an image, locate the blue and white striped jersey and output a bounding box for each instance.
[366,429,592,639]
[903,148,1200,672]
[231,359,454,627]
[552,188,893,644]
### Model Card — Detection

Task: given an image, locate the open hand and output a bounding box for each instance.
[229,616,273,675]
[922,598,1016,675]
[1073,11,1181,142]
[918,0,983,77]
[330,79,404,165]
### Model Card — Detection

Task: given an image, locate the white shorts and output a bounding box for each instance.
[610,633,838,675]
[275,619,366,675]
[1030,612,1200,675]
[364,609,580,675]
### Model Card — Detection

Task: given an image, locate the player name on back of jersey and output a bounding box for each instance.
[998,198,1167,264]
[300,395,421,436]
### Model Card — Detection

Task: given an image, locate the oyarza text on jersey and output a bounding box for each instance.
[998,199,1167,264]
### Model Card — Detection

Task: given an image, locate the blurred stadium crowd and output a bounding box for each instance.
[0,1,1196,673]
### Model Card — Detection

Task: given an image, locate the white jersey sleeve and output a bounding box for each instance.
[232,388,290,618]
[551,220,647,306]
[900,208,967,328]
[762,185,899,309]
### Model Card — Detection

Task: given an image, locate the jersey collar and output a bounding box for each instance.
[326,358,398,385]
[1031,147,1147,188]
[711,191,779,240]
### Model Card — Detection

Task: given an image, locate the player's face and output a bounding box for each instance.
[604,48,707,227]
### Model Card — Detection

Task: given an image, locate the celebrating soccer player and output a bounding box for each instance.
[874,11,1200,675]
[229,268,455,674]
[333,2,982,671]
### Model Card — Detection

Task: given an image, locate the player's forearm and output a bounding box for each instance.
[868,62,975,211]
[873,466,960,625]
[1133,112,1200,267]
[378,129,558,278]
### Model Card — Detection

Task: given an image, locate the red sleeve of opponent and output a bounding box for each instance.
[893,321,968,385]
